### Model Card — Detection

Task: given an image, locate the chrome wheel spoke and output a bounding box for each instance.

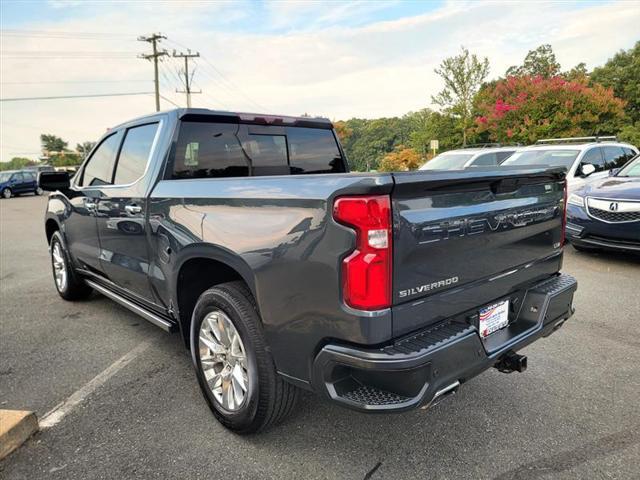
[52,243,67,291]
[232,363,248,392]
[199,310,250,412]
[199,331,226,356]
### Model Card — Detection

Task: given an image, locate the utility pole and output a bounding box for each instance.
[138,33,168,112]
[173,49,201,108]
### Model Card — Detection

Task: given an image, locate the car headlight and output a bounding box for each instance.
[567,193,585,207]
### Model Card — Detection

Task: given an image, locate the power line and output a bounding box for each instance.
[0,29,135,39]
[164,38,266,111]
[0,80,150,85]
[138,33,169,112]
[159,94,181,108]
[0,92,155,102]
[198,55,267,111]
[172,49,201,108]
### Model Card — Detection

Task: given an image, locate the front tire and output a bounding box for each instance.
[191,281,298,433]
[50,231,93,300]
[2,188,12,199]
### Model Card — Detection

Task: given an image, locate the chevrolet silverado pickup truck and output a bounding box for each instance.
[40,109,577,433]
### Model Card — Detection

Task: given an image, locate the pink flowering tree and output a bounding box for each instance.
[474,75,626,144]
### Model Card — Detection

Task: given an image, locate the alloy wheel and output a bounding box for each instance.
[52,242,67,292]
[198,310,250,411]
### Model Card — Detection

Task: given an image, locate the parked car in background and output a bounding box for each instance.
[502,137,638,193]
[566,155,640,253]
[0,170,42,198]
[419,145,516,170]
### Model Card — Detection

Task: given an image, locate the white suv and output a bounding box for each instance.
[502,137,638,192]
[420,146,516,170]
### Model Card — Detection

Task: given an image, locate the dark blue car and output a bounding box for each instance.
[0,170,42,199]
[566,156,640,253]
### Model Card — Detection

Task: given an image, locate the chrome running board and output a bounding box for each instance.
[85,280,175,332]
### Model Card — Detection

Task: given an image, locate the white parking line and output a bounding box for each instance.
[39,340,153,429]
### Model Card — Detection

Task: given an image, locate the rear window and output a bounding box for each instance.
[173,123,248,179]
[171,122,344,179]
[286,127,344,174]
[503,149,580,169]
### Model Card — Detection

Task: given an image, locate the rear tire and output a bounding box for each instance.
[191,281,298,433]
[2,188,12,199]
[50,231,93,300]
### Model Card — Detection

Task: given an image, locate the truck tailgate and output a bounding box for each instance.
[391,167,566,335]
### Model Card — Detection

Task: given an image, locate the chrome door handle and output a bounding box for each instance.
[125,204,142,214]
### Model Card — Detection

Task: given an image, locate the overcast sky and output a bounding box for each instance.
[1,0,639,162]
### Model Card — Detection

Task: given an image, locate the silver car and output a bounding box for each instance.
[420,146,516,170]
[502,137,638,193]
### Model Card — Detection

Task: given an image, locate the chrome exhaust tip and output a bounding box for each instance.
[421,380,460,410]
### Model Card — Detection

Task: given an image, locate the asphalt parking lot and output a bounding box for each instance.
[1,194,639,480]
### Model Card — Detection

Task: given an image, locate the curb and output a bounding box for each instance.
[0,410,39,460]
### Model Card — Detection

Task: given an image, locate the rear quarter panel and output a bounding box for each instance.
[148,173,394,383]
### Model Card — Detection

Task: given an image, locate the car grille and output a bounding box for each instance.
[586,197,640,223]
[588,207,640,223]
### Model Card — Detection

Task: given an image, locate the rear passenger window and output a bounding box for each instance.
[496,151,514,163]
[173,122,248,179]
[472,153,498,166]
[603,146,629,170]
[286,127,345,174]
[80,132,122,187]
[623,147,637,163]
[114,123,158,185]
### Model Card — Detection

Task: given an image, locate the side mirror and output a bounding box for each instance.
[609,168,620,177]
[39,171,70,191]
[581,163,596,177]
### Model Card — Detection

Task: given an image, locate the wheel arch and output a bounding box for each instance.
[45,216,61,245]
[172,244,257,349]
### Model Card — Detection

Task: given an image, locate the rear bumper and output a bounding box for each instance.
[311,273,577,412]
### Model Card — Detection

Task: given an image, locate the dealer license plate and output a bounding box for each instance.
[479,300,509,338]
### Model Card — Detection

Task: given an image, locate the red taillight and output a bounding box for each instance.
[561,179,567,247]
[333,195,392,310]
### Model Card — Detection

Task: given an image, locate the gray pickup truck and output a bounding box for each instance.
[40,109,577,433]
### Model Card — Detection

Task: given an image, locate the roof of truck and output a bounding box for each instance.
[112,108,334,130]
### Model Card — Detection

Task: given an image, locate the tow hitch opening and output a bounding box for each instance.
[494,351,528,373]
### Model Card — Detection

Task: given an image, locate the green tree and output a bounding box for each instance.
[378,146,423,172]
[432,46,490,146]
[404,109,462,154]
[40,134,68,155]
[0,157,37,171]
[591,41,640,123]
[564,62,588,82]
[76,141,96,158]
[338,117,410,171]
[618,122,640,147]
[506,44,561,78]
[474,75,626,143]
